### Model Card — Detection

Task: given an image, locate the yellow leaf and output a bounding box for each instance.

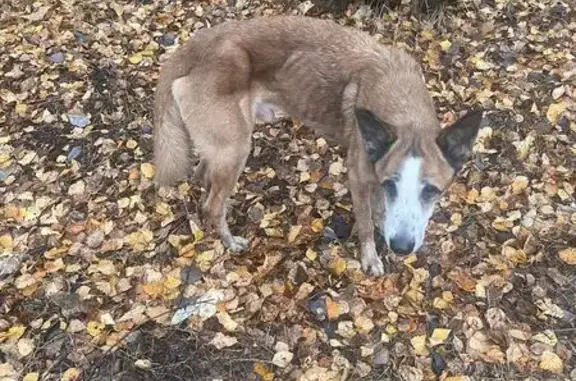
[15,102,27,116]
[217,312,239,332]
[129,53,143,64]
[61,368,81,381]
[253,361,274,381]
[329,256,347,276]
[403,254,418,265]
[430,328,451,346]
[450,212,462,226]
[539,351,563,373]
[385,324,397,335]
[433,297,449,310]
[94,259,116,275]
[305,248,317,261]
[195,250,215,271]
[0,153,11,165]
[511,176,529,194]
[439,40,452,51]
[287,225,302,243]
[4,325,26,341]
[474,58,492,71]
[546,101,566,125]
[168,234,186,248]
[44,246,69,259]
[155,202,172,216]
[140,162,155,179]
[23,372,40,381]
[311,218,324,233]
[127,229,154,252]
[532,330,558,347]
[265,227,284,238]
[0,234,13,250]
[411,335,427,356]
[559,248,576,265]
[189,219,204,242]
[164,276,181,290]
[86,321,105,337]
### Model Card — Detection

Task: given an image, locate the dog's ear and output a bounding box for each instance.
[436,109,484,172]
[355,108,397,163]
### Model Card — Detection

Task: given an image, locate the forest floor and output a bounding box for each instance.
[1,0,575,380]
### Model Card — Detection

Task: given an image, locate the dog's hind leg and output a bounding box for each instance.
[201,139,252,251]
[173,74,254,251]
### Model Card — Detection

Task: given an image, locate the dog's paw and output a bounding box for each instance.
[361,253,385,277]
[224,236,250,252]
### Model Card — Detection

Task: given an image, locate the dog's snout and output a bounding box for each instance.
[389,235,415,255]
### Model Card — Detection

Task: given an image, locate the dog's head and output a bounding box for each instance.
[356,108,484,255]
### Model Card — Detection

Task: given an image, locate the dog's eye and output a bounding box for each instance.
[422,184,441,200]
[381,179,397,198]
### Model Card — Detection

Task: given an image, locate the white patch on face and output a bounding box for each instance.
[381,156,436,254]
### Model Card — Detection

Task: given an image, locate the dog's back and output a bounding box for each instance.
[153,16,435,187]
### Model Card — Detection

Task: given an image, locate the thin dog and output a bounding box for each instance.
[153,16,483,276]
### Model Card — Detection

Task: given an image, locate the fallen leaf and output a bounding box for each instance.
[140,162,155,179]
[134,359,152,369]
[558,248,576,265]
[61,368,81,381]
[539,351,563,373]
[17,338,35,357]
[129,52,143,64]
[546,101,566,125]
[411,335,427,356]
[329,256,347,277]
[288,225,302,242]
[209,332,238,349]
[430,328,451,346]
[253,362,274,381]
[326,297,340,320]
[272,350,294,368]
[23,373,40,381]
[511,176,529,194]
[86,321,105,337]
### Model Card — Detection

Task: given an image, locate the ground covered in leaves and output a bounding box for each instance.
[1,0,575,380]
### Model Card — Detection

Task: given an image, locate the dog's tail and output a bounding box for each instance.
[152,73,191,187]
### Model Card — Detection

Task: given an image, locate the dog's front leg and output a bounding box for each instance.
[348,165,385,277]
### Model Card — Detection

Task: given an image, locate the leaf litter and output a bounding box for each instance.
[0,0,575,380]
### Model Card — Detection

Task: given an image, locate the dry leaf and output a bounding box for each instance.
[86,321,105,337]
[61,368,81,381]
[17,338,35,357]
[430,328,451,346]
[253,361,274,381]
[23,373,40,381]
[558,248,576,265]
[539,351,563,373]
[140,162,155,179]
[329,256,347,276]
[546,101,566,125]
[210,332,238,349]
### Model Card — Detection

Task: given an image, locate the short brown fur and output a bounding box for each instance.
[153,16,482,276]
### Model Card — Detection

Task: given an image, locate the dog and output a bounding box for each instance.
[152,16,483,276]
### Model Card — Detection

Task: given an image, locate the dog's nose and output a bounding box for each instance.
[389,235,415,255]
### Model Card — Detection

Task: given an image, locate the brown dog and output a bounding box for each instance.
[153,16,483,276]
